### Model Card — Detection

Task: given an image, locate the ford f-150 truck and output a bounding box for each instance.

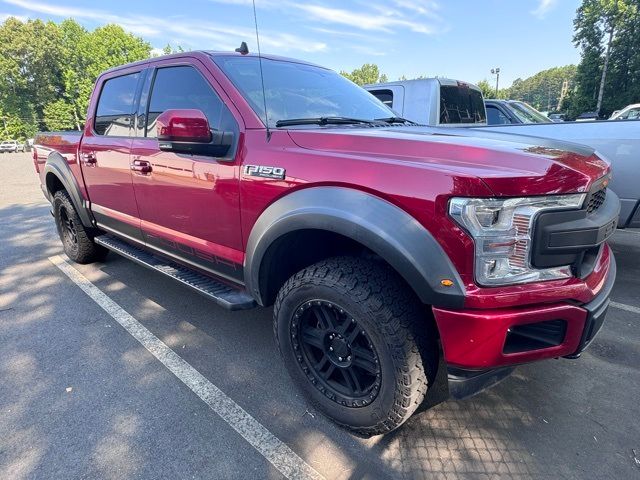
[34,51,619,436]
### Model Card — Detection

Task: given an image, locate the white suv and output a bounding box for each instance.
[0,140,25,153]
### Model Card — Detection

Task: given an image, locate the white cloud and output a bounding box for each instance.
[294,4,433,34]
[3,0,326,53]
[390,0,440,18]
[531,0,558,19]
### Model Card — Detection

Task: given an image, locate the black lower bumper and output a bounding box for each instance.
[565,251,616,358]
[447,365,515,400]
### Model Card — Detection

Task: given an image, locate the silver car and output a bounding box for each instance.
[0,140,25,153]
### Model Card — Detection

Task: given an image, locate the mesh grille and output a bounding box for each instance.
[587,188,606,213]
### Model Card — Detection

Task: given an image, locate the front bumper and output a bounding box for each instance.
[435,250,616,370]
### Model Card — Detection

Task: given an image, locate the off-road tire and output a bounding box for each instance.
[274,256,437,436]
[53,190,107,264]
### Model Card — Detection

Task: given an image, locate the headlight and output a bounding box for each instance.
[449,194,586,286]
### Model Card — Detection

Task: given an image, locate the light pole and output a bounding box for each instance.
[491,67,500,98]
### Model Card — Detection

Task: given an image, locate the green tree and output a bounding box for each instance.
[72,24,151,117]
[0,17,64,135]
[0,17,151,136]
[505,66,577,110]
[43,99,78,131]
[340,63,388,85]
[571,0,639,118]
[575,0,635,115]
[477,79,495,98]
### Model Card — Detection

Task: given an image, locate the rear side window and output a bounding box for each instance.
[369,89,394,108]
[439,84,486,124]
[145,66,237,138]
[94,72,140,136]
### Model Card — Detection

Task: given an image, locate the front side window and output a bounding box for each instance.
[620,108,640,119]
[509,101,551,124]
[486,105,511,125]
[94,72,140,136]
[213,56,393,127]
[146,66,237,138]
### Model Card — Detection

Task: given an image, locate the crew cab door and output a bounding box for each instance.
[80,69,144,241]
[130,61,244,283]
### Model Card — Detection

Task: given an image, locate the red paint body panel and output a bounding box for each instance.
[130,136,245,255]
[433,303,587,368]
[34,52,616,373]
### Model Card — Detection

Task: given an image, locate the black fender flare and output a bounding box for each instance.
[44,152,94,228]
[244,187,465,308]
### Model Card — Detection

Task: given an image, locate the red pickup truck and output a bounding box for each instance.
[34,51,619,435]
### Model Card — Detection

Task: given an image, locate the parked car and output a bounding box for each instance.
[376,81,640,228]
[0,140,25,153]
[609,103,640,120]
[35,51,618,435]
[364,78,487,126]
[485,99,552,125]
[576,111,599,122]
[548,113,566,122]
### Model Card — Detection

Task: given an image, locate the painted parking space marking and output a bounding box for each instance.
[49,255,325,480]
[610,301,640,315]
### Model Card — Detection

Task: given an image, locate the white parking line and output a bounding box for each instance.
[610,301,640,315]
[49,255,325,480]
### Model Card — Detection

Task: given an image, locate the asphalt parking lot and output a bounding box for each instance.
[1,152,639,480]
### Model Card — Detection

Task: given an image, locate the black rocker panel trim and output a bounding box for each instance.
[244,187,466,309]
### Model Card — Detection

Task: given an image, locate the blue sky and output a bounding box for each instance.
[1,0,582,87]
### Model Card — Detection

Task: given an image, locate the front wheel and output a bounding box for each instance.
[53,190,107,264]
[274,256,437,436]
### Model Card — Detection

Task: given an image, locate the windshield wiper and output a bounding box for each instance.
[374,116,419,125]
[275,116,377,127]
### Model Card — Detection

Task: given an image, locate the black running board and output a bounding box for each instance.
[95,234,256,311]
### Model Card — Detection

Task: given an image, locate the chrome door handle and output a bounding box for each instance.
[81,152,97,165]
[130,159,152,174]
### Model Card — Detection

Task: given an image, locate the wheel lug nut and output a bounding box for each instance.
[338,357,343,361]
[347,356,351,361]
[329,347,333,351]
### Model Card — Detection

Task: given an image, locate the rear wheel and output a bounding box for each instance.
[53,190,107,264]
[274,256,437,436]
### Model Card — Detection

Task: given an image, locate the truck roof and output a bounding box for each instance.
[365,78,482,90]
[101,50,326,76]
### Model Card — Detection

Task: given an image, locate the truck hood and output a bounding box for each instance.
[287,126,610,196]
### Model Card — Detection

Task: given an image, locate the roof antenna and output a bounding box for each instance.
[252,0,271,141]
[235,42,249,55]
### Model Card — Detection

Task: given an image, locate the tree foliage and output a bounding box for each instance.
[503,65,577,111]
[340,64,388,85]
[568,0,640,118]
[0,17,151,139]
[477,79,493,98]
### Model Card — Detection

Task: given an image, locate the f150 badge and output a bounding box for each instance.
[243,165,286,180]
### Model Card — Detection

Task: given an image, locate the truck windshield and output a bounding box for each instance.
[439,84,486,124]
[212,56,393,128]
[510,101,551,123]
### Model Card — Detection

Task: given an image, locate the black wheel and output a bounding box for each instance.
[274,256,437,436]
[53,190,107,264]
